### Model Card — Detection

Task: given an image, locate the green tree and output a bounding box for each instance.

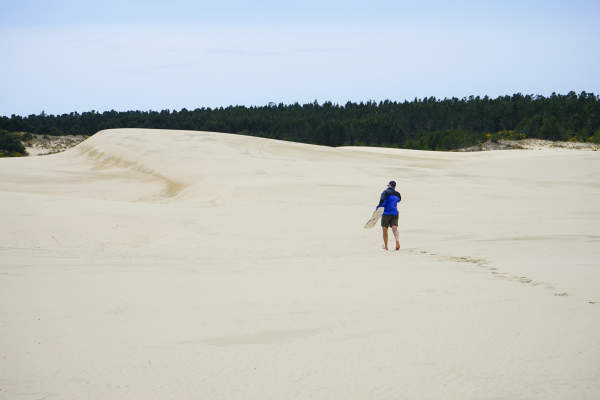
[540,115,565,140]
[0,130,27,156]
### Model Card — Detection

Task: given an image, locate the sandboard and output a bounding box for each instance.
[364,207,384,229]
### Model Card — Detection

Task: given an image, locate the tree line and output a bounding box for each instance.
[1,91,599,153]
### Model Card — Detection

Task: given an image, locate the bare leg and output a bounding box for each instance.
[392,226,400,250]
[381,226,389,250]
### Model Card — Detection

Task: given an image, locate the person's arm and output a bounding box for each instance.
[376,191,387,209]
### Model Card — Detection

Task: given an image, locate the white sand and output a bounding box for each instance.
[1,128,599,399]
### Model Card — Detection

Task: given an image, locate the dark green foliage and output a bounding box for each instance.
[590,128,600,144]
[0,91,598,151]
[0,130,27,156]
[405,130,485,150]
[540,115,565,141]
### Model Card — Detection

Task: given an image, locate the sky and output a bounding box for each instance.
[1,0,599,116]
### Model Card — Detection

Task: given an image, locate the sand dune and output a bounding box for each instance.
[1,128,599,399]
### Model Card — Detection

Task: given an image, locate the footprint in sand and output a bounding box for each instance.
[408,247,576,300]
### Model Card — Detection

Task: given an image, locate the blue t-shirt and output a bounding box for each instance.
[377,188,401,216]
[382,194,400,215]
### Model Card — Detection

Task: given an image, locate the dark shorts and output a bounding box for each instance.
[381,214,399,227]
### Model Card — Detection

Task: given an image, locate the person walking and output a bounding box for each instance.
[377,180,401,250]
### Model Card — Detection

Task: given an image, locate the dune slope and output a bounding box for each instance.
[1,128,599,399]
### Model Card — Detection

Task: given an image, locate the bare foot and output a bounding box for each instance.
[395,241,400,250]
[381,244,388,250]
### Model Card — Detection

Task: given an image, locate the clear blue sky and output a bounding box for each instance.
[1,0,599,116]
